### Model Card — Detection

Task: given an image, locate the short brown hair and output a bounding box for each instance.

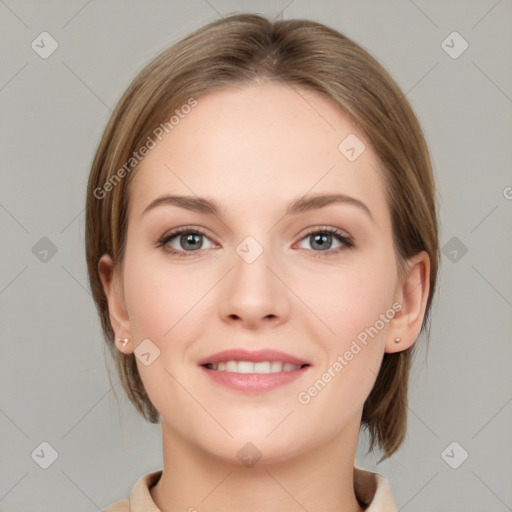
[85,13,439,461]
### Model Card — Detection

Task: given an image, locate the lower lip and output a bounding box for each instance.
[200,365,310,392]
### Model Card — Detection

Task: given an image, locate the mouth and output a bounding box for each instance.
[202,361,310,373]
[198,349,312,392]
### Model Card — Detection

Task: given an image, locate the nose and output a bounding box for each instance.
[218,239,290,329]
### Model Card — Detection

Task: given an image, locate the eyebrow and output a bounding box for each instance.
[142,192,374,223]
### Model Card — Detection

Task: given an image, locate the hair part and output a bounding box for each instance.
[85,13,439,461]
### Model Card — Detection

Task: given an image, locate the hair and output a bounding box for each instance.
[85,13,439,462]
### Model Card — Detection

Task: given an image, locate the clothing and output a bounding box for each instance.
[103,465,397,511]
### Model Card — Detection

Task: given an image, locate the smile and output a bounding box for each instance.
[198,348,312,392]
[203,361,307,373]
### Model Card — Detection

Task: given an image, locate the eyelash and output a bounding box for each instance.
[155,225,355,258]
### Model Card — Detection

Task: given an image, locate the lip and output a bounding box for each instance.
[200,365,311,392]
[197,348,310,367]
[197,349,312,393]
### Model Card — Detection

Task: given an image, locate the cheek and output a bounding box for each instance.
[302,255,397,343]
[300,254,398,406]
[122,245,185,341]
[122,246,217,365]
[296,265,397,422]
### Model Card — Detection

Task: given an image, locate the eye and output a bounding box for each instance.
[295,226,355,256]
[156,226,216,257]
[156,225,355,258]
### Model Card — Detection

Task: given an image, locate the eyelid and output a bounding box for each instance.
[298,224,352,240]
[156,225,216,247]
[162,224,211,238]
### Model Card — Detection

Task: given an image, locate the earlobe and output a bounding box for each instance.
[385,251,431,354]
[97,254,134,354]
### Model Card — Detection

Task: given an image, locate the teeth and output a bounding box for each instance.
[225,360,238,372]
[207,360,303,373]
[270,361,282,372]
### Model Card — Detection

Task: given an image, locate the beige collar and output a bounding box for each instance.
[104,465,397,512]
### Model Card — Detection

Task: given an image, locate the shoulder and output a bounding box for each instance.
[102,470,163,512]
[354,465,397,511]
[103,498,129,512]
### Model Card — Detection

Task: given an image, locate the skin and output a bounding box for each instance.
[99,82,430,512]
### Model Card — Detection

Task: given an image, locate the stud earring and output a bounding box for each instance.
[117,338,129,348]
[394,337,401,344]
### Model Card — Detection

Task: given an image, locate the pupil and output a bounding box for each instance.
[312,233,330,250]
[182,233,201,250]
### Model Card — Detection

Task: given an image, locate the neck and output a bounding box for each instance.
[150,418,366,512]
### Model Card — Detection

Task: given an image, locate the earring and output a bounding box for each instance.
[394,337,401,344]
[117,338,129,348]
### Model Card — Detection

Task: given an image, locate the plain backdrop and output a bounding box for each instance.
[1,1,511,511]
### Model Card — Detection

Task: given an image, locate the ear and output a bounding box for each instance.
[98,254,134,355]
[385,250,431,353]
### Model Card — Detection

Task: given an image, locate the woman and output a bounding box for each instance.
[86,13,439,512]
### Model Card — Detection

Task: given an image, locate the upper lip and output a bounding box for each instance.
[197,349,311,367]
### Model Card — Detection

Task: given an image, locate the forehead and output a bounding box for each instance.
[128,82,389,224]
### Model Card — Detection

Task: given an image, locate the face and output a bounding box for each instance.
[101,82,418,465]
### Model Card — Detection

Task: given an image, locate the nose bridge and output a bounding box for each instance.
[232,232,276,295]
[219,231,289,324]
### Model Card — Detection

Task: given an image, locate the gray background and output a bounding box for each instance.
[1,0,511,510]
